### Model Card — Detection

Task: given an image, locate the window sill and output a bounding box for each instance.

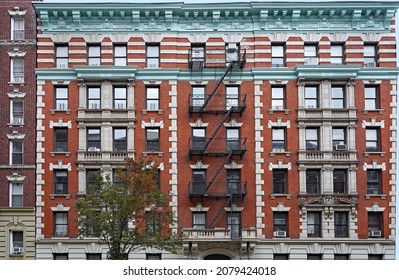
[365,194,387,200]
[142,109,163,115]
[8,81,25,85]
[50,152,71,157]
[50,109,71,115]
[270,193,292,199]
[50,194,71,199]
[7,122,24,127]
[364,152,385,157]
[143,151,163,157]
[363,109,385,115]
[269,109,290,115]
[270,151,291,157]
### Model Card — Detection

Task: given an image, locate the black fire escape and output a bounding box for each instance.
[187,43,247,235]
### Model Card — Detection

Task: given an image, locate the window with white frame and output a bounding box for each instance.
[114,44,127,66]
[304,44,318,65]
[54,170,68,194]
[272,128,286,151]
[113,128,127,151]
[10,141,23,165]
[227,212,241,238]
[146,128,160,151]
[114,87,127,109]
[10,99,23,124]
[225,43,240,64]
[11,58,24,83]
[364,43,377,66]
[365,86,379,110]
[10,231,23,254]
[146,44,160,68]
[192,86,205,108]
[55,45,68,68]
[273,212,288,237]
[366,128,380,152]
[332,128,346,150]
[87,87,101,109]
[305,128,319,151]
[368,212,382,237]
[192,212,206,229]
[226,86,239,110]
[271,86,285,109]
[192,128,206,151]
[331,85,345,108]
[88,44,101,66]
[55,87,68,110]
[226,128,240,152]
[10,183,23,207]
[11,17,24,40]
[367,170,381,194]
[304,86,318,108]
[87,128,101,150]
[146,87,159,110]
[54,212,68,237]
[271,44,285,67]
[331,43,344,64]
[192,169,206,195]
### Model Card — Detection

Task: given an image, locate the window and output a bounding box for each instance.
[307,254,322,260]
[227,212,241,238]
[272,128,286,151]
[331,86,345,108]
[87,128,101,150]
[146,253,162,260]
[226,86,239,109]
[192,212,206,229]
[306,169,320,194]
[305,128,319,151]
[86,169,100,194]
[146,128,160,151]
[114,44,127,66]
[365,86,379,110]
[88,44,101,66]
[304,44,318,65]
[334,212,349,238]
[273,254,289,260]
[271,86,285,109]
[364,43,377,66]
[368,254,383,260]
[87,87,101,109]
[367,170,381,194]
[86,253,102,260]
[11,17,24,40]
[226,128,240,151]
[11,58,24,83]
[147,44,160,68]
[10,183,23,207]
[10,231,23,254]
[114,87,127,109]
[192,128,206,150]
[304,86,318,108]
[271,44,285,67]
[366,128,380,152]
[146,87,159,110]
[226,169,241,194]
[332,128,346,150]
[55,45,68,68]
[55,87,68,110]
[85,211,101,237]
[113,169,123,187]
[54,170,68,194]
[113,128,127,151]
[226,43,239,64]
[10,99,23,124]
[54,128,68,152]
[273,212,288,236]
[368,212,382,237]
[53,253,68,260]
[191,43,205,62]
[273,169,287,194]
[307,212,321,237]
[192,86,205,108]
[334,254,349,260]
[54,212,68,237]
[146,212,160,233]
[333,169,347,194]
[10,141,23,165]
[192,169,206,195]
[331,43,344,64]
[156,169,161,189]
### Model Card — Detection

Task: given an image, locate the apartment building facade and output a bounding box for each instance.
[34,1,397,260]
[0,0,38,260]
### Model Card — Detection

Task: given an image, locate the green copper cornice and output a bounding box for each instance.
[34,1,399,33]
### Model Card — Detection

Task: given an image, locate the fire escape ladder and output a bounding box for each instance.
[204,150,234,194]
[201,106,234,153]
[208,195,234,229]
[200,62,234,112]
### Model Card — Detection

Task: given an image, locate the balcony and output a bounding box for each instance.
[76,151,134,163]
[298,151,358,163]
[188,181,247,200]
[188,94,246,115]
[183,227,256,241]
[189,137,247,158]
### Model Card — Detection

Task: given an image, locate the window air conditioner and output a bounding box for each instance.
[88,147,99,152]
[273,230,287,237]
[365,62,376,67]
[370,230,382,237]
[13,247,23,254]
[227,43,237,51]
[335,144,347,151]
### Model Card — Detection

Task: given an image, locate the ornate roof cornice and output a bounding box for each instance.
[34,1,399,33]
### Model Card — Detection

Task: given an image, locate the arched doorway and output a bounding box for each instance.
[203,254,231,260]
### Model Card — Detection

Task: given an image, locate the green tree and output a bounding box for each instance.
[76,158,182,259]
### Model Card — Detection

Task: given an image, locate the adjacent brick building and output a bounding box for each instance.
[34,1,398,260]
[0,0,38,260]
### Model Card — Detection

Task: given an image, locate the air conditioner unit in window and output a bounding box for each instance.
[13,247,23,254]
[335,144,347,151]
[365,62,376,67]
[88,147,99,152]
[370,230,382,237]
[273,230,287,237]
